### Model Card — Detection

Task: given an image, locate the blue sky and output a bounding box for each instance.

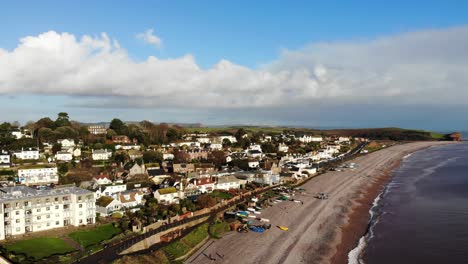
[1,1,468,130]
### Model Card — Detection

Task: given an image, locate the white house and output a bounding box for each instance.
[215,175,241,191]
[0,151,10,168]
[72,148,81,157]
[96,197,122,216]
[92,149,112,161]
[57,139,75,148]
[95,183,127,198]
[11,129,32,139]
[115,145,141,150]
[298,135,323,143]
[17,166,58,186]
[216,136,237,144]
[154,187,184,205]
[248,160,260,169]
[278,143,289,152]
[0,186,96,240]
[209,143,223,150]
[248,144,262,152]
[190,178,216,193]
[196,137,212,144]
[93,174,112,185]
[56,151,73,162]
[163,153,174,160]
[118,191,144,209]
[13,148,40,160]
[247,150,263,159]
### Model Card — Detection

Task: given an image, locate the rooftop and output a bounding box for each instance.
[0,186,93,203]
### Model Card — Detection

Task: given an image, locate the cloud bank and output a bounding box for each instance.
[0,26,468,110]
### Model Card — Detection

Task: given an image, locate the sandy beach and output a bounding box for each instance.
[186,141,451,264]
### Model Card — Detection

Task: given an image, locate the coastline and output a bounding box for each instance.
[329,143,452,264]
[186,142,454,264]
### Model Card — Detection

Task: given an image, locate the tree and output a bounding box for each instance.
[109,118,126,135]
[166,128,180,142]
[235,128,247,141]
[58,163,69,176]
[222,138,232,147]
[114,152,128,165]
[261,143,276,153]
[208,150,226,168]
[55,112,71,127]
[36,117,56,130]
[52,143,62,154]
[173,149,190,163]
[143,150,163,164]
[196,195,217,209]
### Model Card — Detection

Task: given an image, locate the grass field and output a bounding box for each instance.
[164,223,209,258]
[69,223,121,248]
[208,221,231,239]
[4,237,75,260]
[209,190,233,200]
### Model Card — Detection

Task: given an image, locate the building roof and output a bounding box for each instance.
[96,196,115,207]
[0,186,92,203]
[157,187,177,195]
[217,175,240,184]
[148,168,166,177]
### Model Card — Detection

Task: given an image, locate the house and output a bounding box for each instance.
[57,139,75,148]
[298,135,323,143]
[17,166,58,186]
[154,187,184,205]
[148,168,169,184]
[188,177,216,193]
[93,174,112,185]
[215,175,241,191]
[248,160,260,169]
[72,148,81,157]
[126,163,146,177]
[209,143,223,150]
[247,149,262,159]
[196,137,211,144]
[278,143,289,152]
[13,148,40,160]
[118,190,144,209]
[216,136,237,144]
[163,153,174,160]
[0,151,10,168]
[92,149,112,160]
[56,151,73,162]
[96,196,122,216]
[88,125,107,135]
[128,150,143,160]
[187,150,209,160]
[173,163,195,174]
[11,129,32,139]
[95,183,127,198]
[112,135,132,144]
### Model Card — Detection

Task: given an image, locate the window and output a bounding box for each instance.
[46,207,50,211]
[79,211,83,216]
[55,205,59,209]
[4,213,8,217]
[24,202,29,206]
[37,209,41,212]
[47,223,50,227]
[79,204,83,208]
[45,198,50,203]
[54,197,58,202]
[15,211,19,215]
[78,196,82,201]
[79,219,83,224]
[15,219,20,223]
[37,216,41,220]
[56,221,59,225]
[55,213,59,217]
[64,205,69,209]
[47,215,50,218]
[16,227,20,232]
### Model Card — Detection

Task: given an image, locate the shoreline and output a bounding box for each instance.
[329,143,452,264]
[185,142,454,264]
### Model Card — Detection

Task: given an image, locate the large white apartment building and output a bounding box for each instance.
[17,166,59,186]
[0,186,96,240]
[92,149,112,161]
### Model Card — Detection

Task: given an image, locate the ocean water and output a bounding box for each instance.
[350,143,468,264]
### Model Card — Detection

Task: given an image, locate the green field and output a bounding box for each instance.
[209,190,233,200]
[69,223,121,248]
[208,221,230,239]
[163,223,209,258]
[4,237,75,260]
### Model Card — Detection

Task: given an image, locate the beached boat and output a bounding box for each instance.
[278,226,289,231]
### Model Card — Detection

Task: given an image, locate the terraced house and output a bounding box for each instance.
[0,186,96,240]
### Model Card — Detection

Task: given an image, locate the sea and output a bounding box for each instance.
[348,142,468,264]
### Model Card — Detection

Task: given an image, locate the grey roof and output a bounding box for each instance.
[217,175,240,184]
[0,186,93,203]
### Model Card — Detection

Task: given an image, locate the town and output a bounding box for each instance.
[0,113,370,263]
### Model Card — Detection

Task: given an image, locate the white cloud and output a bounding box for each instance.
[136,28,162,47]
[0,26,468,111]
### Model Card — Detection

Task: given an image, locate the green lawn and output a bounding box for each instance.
[163,223,209,258]
[69,224,121,248]
[208,221,230,239]
[4,237,75,260]
[210,190,232,200]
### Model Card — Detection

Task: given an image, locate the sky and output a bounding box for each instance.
[0,0,468,131]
